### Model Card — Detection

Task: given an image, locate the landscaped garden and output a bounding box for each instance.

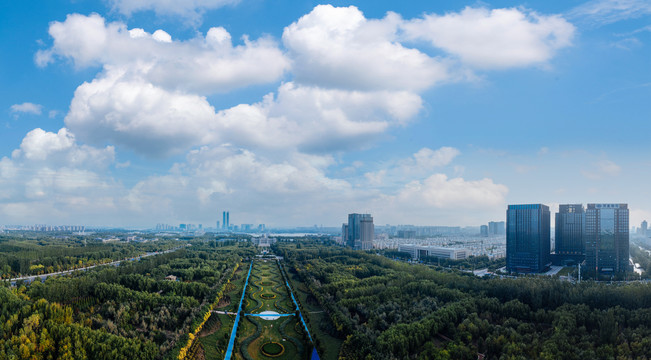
[233,259,312,359]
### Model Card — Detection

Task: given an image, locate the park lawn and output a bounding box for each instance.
[247,317,301,359]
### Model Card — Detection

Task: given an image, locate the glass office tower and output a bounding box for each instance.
[345,213,374,250]
[555,204,585,264]
[506,204,551,273]
[585,204,629,274]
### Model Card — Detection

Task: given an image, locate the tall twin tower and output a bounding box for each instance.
[222,211,230,230]
[506,203,629,275]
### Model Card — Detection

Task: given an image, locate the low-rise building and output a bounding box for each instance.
[398,244,468,260]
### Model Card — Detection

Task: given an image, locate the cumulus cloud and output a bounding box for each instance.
[10,102,43,116]
[107,0,239,25]
[36,13,289,94]
[217,82,422,153]
[395,174,508,208]
[126,146,353,222]
[0,128,121,222]
[65,76,422,156]
[65,70,218,157]
[401,147,460,172]
[46,7,575,159]
[12,128,115,168]
[283,5,450,91]
[402,7,575,69]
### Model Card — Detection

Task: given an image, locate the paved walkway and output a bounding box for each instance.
[211,310,237,316]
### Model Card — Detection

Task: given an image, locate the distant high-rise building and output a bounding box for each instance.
[641,220,648,237]
[222,211,230,230]
[488,221,505,235]
[344,213,374,250]
[555,204,585,263]
[480,225,488,236]
[585,204,629,274]
[506,204,551,273]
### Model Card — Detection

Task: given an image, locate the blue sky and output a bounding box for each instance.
[0,0,650,228]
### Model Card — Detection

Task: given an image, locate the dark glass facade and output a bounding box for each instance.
[585,204,629,273]
[346,213,374,250]
[555,204,585,263]
[506,204,551,273]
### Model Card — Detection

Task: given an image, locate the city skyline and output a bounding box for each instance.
[1,1,651,227]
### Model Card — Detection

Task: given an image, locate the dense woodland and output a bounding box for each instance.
[0,235,254,359]
[0,235,180,278]
[2,235,650,359]
[275,242,651,360]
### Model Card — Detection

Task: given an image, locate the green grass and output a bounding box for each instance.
[198,315,232,360]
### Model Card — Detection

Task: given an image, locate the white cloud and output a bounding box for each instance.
[218,82,423,153]
[65,70,218,157]
[364,170,386,186]
[0,128,121,221]
[402,7,575,69]
[36,14,289,94]
[12,128,115,168]
[395,174,508,208]
[126,146,354,222]
[568,0,651,25]
[107,0,239,25]
[10,102,43,116]
[66,76,422,156]
[283,5,450,91]
[582,159,621,179]
[404,147,460,171]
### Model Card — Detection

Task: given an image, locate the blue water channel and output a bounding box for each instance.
[224,261,253,360]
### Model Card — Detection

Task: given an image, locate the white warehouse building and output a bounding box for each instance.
[398,244,469,260]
